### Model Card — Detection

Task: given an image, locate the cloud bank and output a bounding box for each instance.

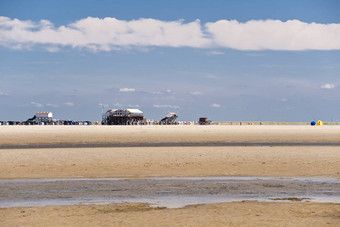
[205,19,340,50]
[1,16,340,51]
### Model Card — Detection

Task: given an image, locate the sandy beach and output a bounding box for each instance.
[1,125,340,145]
[1,146,340,180]
[0,125,340,226]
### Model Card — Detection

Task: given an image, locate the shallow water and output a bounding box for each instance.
[2,141,340,149]
[1,177,339,208]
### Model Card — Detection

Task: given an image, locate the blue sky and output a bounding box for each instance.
[0,0,340,122]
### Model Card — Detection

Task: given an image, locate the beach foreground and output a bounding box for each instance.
[1,202,340,227]
[0,125,340,226]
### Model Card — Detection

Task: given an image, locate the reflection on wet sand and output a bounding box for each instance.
[1,177,339,208]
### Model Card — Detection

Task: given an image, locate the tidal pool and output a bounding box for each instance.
[1,177,339,208]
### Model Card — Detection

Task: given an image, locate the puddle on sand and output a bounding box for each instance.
[2,196,340,209]
[2,176,339,183]
[142,196,340,208]
[1,177,339,208]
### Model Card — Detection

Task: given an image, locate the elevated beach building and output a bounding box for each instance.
[102,109,145,125]
[25,112,53,125]
[35,112,53,122]
[160,112,178,124]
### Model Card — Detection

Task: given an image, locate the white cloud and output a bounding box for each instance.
[31,102,43,107]
[45,46,60,52]
[0,17,209,51]
[64,102,75,106]
[205,19,340,50]
[152,89,173,95]
[211,103,221,108]
[153,104,180,109]
[207,50,224,55]
[128,104,140,108]
[190,91,203,95]
[46,103,59,107]
[113,102,123,107]
[0,91,9,96]
[120,88,135,92]
[1,17,339,51]
[321,83,335,89]
[280,98,287,102]
[98,103,109,108]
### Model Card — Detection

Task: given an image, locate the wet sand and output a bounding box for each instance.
[1,125,340,226]
[1,177,340,208]
[1,202,340,227]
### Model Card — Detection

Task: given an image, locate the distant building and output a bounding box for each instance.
[160,112,178,124]
[35,112,53,122]
[25,112,53,125]
[102,109,145,125]
[198,117,211,125]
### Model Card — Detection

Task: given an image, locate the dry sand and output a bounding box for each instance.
[1,125,340,145]
[1,125,340,226]
[1,146,340,179]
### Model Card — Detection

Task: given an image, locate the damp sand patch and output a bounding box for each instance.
[1,177,339,208]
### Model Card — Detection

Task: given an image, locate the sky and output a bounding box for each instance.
[0,0,340,122]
